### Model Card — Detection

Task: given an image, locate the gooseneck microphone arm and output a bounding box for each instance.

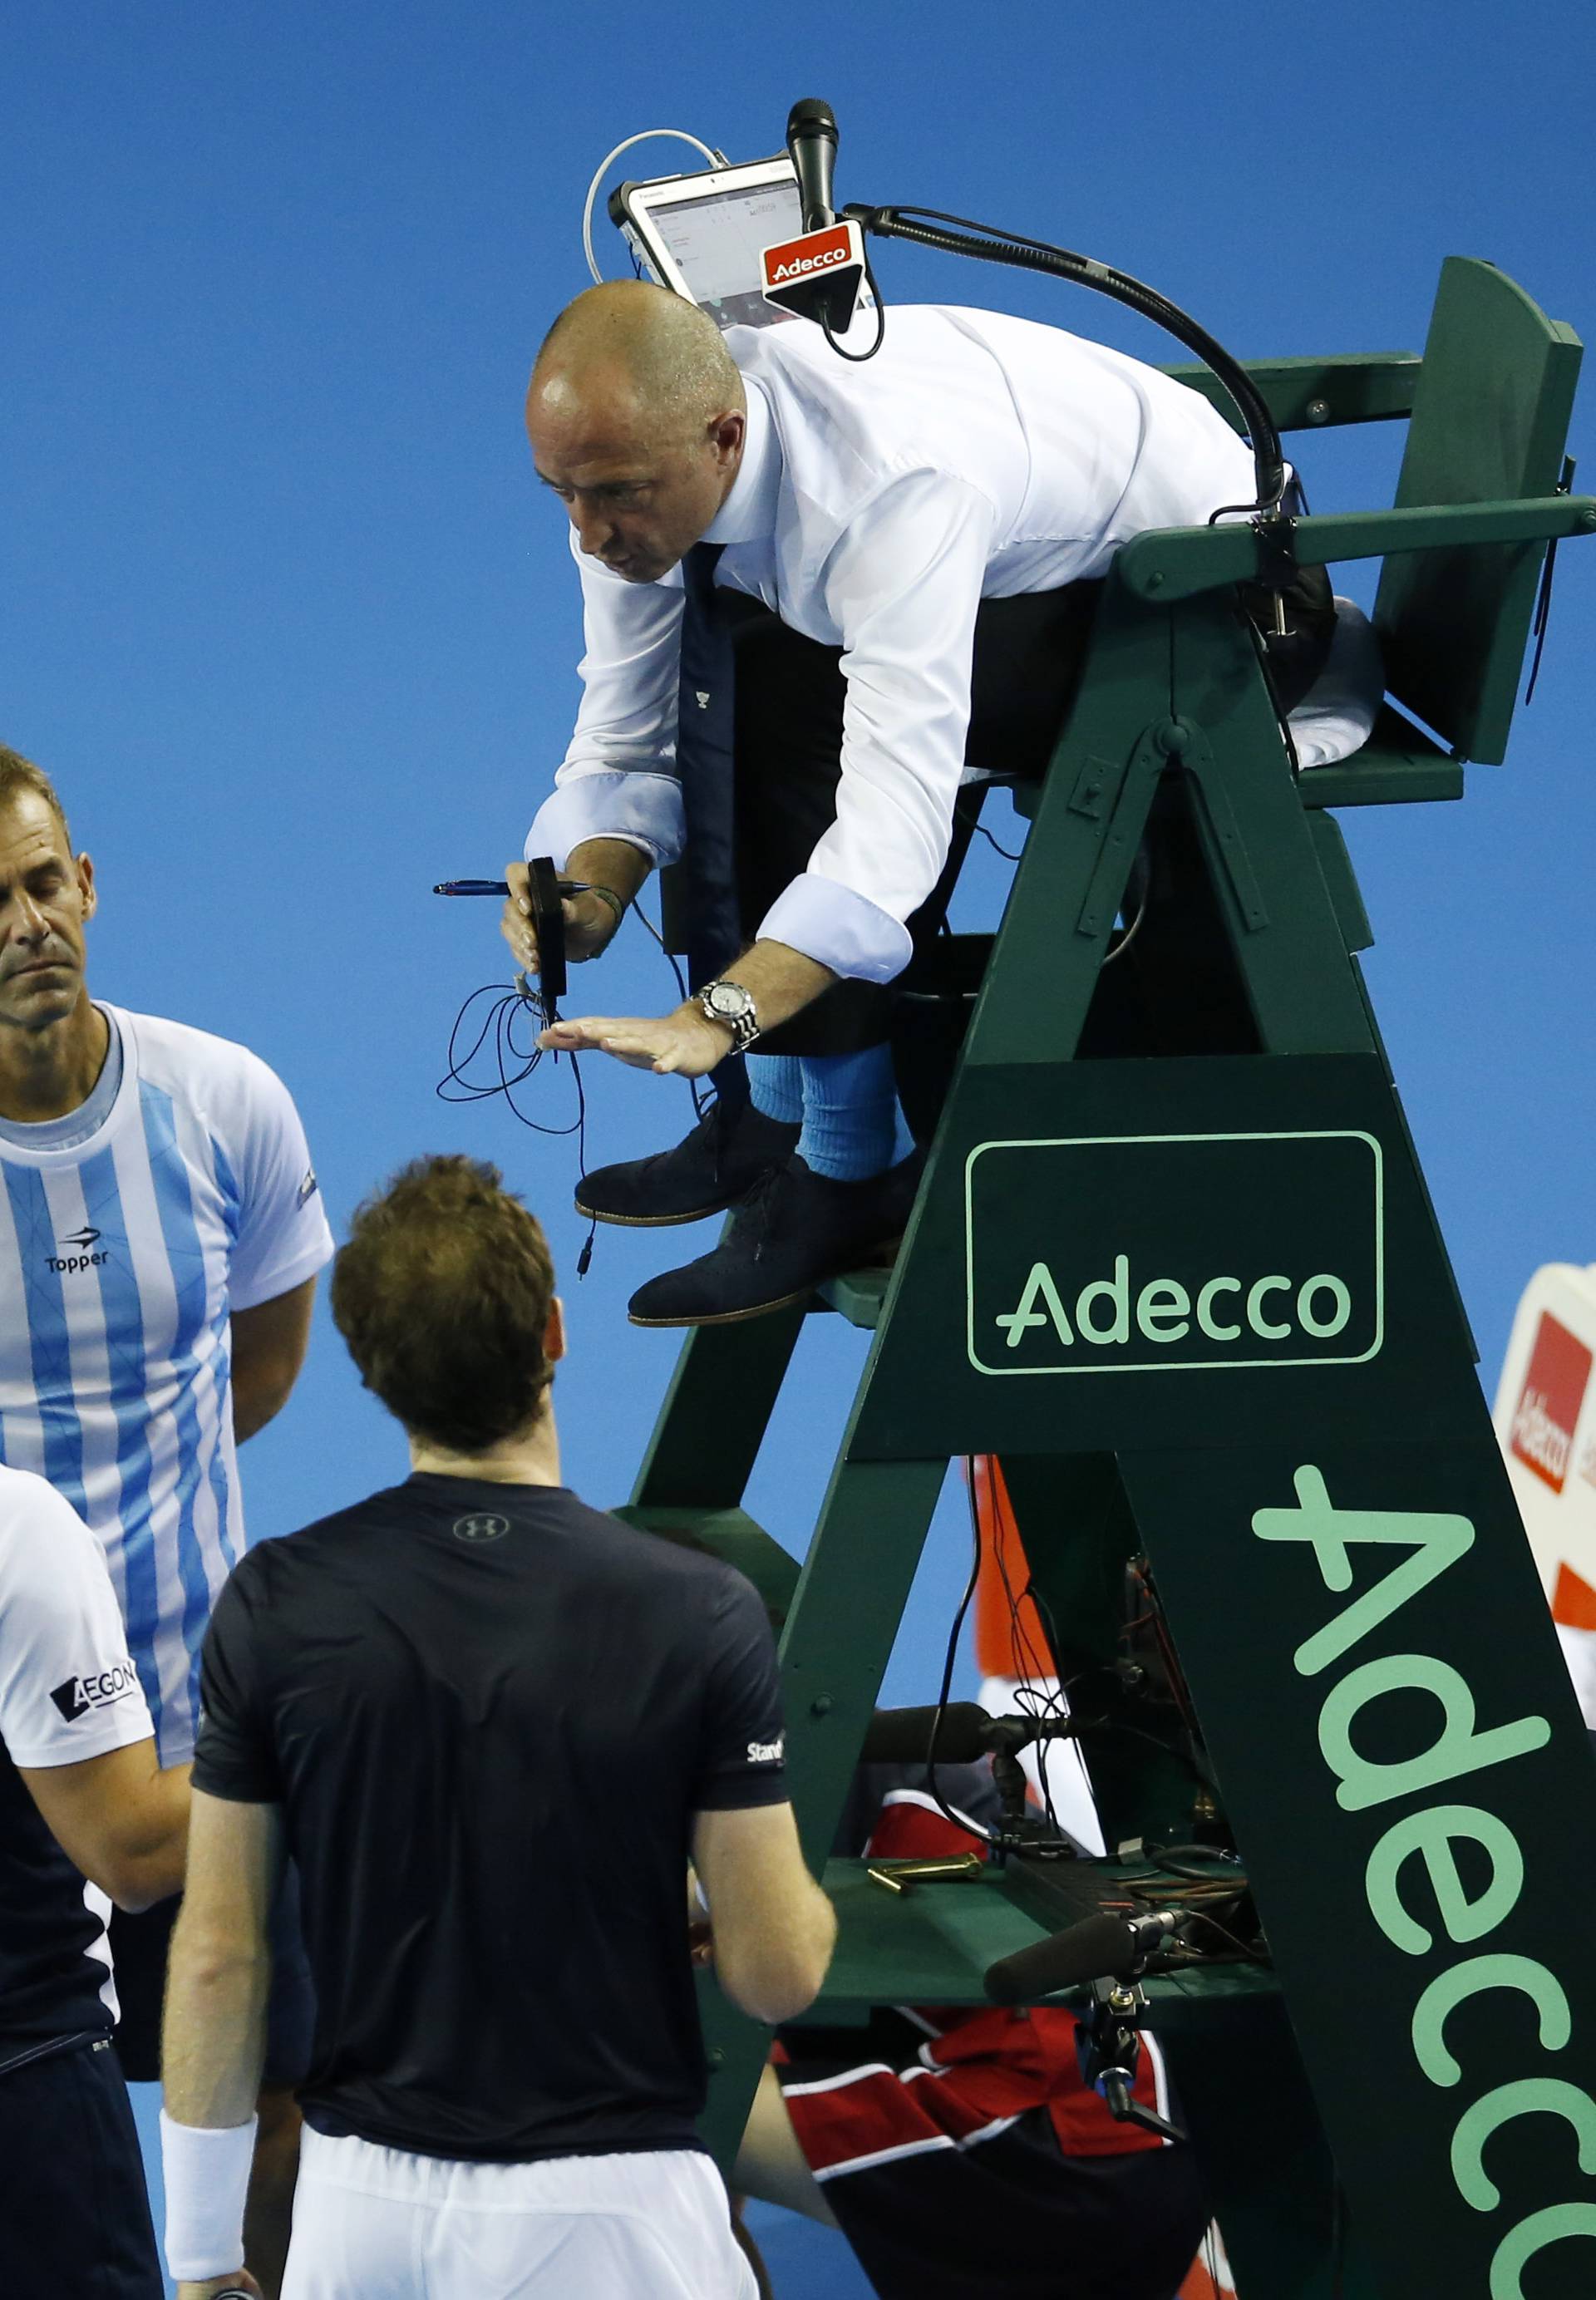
[841,199,1288,517]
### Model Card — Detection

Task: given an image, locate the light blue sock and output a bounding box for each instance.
[797,1047,917,1180]
[746,1052,803,1126]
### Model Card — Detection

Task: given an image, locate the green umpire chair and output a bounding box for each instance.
[625,258,1596,2300]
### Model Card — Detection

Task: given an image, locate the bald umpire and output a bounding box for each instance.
[506,281,1337,1327]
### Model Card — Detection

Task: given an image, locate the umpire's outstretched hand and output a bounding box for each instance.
[539,1004,735,1076]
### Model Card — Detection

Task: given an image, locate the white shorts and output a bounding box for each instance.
[282,2126,759,2300]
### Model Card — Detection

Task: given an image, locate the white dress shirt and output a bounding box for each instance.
[528,304,1280,984]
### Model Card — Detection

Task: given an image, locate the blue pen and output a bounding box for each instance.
[433,879,592,897]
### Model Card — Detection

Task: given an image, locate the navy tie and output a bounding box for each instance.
[676,541,742,996]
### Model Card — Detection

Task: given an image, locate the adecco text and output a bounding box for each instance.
[998,1253,1354,1350]
[1254,1468,1596,2294]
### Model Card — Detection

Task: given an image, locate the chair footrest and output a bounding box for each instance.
[815,1268,891,1328]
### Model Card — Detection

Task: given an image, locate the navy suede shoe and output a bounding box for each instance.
[574,1096,800,1228]
[627,1151,924,1327]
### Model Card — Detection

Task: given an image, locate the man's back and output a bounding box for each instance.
[723,301,1258,600]
[192,1473,789,2161]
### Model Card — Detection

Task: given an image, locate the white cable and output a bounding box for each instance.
[581,130,725,284]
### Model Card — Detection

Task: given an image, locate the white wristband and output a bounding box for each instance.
[160,2110,258,2281]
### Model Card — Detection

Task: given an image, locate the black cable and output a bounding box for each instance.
[820,239,889,362]
[1525,456,1574,705]
[435,900,711,1237]
[983,1474,1063,1834]
[631,898,707,1120]
[847,204,1286,514]
[973,819,1024,864]
[924,1460,998,1847]
[1067,1714,1214,1790]
[436,981,586,1149]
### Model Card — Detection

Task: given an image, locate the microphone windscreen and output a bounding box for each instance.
[787,96,838,139]
[984,1913,1139,2006]
[860,1702,992,1766]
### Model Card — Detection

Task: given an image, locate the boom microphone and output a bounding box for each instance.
[984,1909,1180,2006]
[861,1703,994,1765]
[786,97,839,231]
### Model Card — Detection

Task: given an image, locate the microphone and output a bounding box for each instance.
[786,97,839,232]
[860,1702,994,1766]
[526,855,568,1009]
[762,98,863,336]
[984,1909,1180,2006]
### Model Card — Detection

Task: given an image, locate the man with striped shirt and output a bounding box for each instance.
[0,746,333,2288]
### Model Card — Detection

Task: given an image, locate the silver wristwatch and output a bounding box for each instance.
[696,978,761,1051]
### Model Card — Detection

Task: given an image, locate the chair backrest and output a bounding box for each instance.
[1373,257,1581,764]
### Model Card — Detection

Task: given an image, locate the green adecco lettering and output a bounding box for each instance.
[965,1130,1383,1377]
[1254,1469,1595,2298]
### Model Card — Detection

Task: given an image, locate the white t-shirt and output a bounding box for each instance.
[0,1465,155,2069]
[0,1006,334,1763]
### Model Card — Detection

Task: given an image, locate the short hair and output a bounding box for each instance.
[0,746,72,847]
[532,280,742,435]
[331,1155,558,1453]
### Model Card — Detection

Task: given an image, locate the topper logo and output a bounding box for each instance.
[1510,1313,1591,1495]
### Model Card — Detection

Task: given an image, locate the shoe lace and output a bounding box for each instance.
[739,1162,787,1262]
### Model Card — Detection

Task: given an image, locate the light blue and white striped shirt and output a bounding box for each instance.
[0,1006,332,1763]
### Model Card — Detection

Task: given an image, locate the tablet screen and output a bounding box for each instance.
[647,180,805,330]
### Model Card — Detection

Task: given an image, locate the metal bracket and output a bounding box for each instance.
[1074,726,1170,939]
[1168,718,1271,933]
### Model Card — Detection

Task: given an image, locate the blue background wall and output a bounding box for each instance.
[5,3,1593,2288]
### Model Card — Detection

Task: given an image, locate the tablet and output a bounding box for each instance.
[608,154,871,333]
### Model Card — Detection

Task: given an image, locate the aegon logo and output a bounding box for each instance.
[966,1130,1383,1377]
[50,1659,141,1722]
[1254,1468,1594,2297]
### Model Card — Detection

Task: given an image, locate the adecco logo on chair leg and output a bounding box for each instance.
[965,1130,1384,1377]
[1252,1465,1596,2298]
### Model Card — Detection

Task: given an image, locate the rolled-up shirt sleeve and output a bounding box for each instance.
[757,470,996,983]
[526,532,688,870]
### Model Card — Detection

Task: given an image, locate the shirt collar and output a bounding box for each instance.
[703,378,781,546]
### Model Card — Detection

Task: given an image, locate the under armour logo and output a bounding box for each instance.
[453,1514,510,1544]
[695,691,711,709]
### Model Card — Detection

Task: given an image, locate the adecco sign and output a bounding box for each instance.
[1254,1465,1596,2297]
[965,1129,1383,1377]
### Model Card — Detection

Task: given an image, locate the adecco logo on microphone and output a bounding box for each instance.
[761,221,857,292]
[965,1129,1383,1376]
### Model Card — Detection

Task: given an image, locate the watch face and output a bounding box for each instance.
[706,983,751,1019]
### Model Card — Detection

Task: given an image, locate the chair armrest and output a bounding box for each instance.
[1118,495,1596,603]
[1160,352,1422,433]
